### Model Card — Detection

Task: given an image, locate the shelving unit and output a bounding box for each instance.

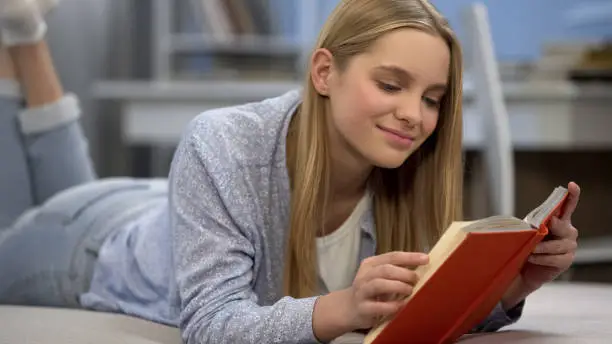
[169,34,302,55]
[150,0,321,81]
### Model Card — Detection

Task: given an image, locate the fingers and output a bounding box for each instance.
[366,263,419,285]
[361,251,429,269]
[533,238,577,255]
[560,181,581,222]
[353,260,421,311]
[528,251,575,268]
[350,251,427,327]
[360,278,414,300]
[549,217,579,240]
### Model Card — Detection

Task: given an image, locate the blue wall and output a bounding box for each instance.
[316,0,612,61]
[431,0,611,61]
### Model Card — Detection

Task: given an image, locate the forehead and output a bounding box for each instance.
[351,28,450,85]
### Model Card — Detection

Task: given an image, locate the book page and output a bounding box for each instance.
[524,186,568,228]
[462,215,529,232]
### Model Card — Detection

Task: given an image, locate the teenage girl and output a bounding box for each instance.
[0,0,581,343]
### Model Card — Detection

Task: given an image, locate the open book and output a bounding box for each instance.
[364,186,570,344]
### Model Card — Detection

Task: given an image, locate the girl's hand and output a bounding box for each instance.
[502,182,581,310]
[346,251,429,330]
[523,182,580,288]
[313,251,429,342]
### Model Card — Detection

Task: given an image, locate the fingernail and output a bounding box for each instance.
[528,255,538,263]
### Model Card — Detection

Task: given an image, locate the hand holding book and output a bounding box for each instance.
[501,181,581,310]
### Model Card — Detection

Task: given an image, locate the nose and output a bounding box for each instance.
[395,92,423,126]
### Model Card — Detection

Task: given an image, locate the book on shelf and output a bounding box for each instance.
[178,0,299,80]
[364,186,570,344]
[192,0,274,42]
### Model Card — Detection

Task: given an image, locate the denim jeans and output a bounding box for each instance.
[0,80,166,307]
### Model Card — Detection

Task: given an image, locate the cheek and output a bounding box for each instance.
[354,82,381,113]
[422,111,439,137]
[338,81,392,124]
[329,77,396,150]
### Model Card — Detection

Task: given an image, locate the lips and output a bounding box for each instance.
[377,125,415,149]
[377,126,415,141]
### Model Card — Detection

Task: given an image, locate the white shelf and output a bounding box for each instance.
[574,236,612,265]
[93,80,300,102]
[93,78,612,102]
[92,80,612,150]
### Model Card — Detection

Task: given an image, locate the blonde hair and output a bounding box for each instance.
[284,0,464,298]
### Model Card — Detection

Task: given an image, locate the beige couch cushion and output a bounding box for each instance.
[1,282,611,343]
[0,306,181,344]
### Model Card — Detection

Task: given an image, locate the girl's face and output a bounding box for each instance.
[313,28,450,169]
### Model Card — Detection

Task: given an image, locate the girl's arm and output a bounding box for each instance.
[169,114,323,344]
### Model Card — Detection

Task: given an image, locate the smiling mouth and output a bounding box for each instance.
[377,126,414,141]
[377,125,415,149]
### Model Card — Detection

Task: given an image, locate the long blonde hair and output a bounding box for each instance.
[284,0,464,298]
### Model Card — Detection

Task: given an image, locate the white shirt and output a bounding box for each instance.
[316,192,371,292]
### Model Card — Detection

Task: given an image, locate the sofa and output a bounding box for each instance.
[1,281,611,343]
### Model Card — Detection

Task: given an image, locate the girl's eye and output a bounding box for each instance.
[423,97,440,108]
[377,81,401,93]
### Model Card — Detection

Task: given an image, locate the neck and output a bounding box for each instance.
[328,135,372,201]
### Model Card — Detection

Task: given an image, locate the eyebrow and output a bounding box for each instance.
[375,65,447,92]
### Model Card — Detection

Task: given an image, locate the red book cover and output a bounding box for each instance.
[365,187,569,344]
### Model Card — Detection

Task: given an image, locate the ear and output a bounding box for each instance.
[310,48,334,96]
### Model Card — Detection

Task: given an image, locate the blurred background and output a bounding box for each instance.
[43,0,611,282]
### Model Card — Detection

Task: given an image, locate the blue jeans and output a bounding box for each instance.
[0,81,166,307]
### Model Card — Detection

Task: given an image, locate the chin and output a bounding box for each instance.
[366,151,412,169]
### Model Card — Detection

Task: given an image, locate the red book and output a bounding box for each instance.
[364,186,569,344]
